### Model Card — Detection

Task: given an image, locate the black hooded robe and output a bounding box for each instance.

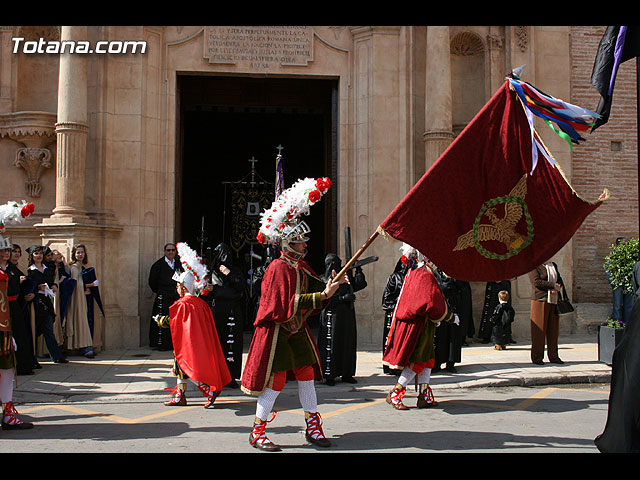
[317,253,367,382]
[594,300,640,453]
[206,243,246,382]
[381,258,410,375]
[433,270,466,368]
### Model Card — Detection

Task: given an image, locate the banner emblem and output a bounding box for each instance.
[454,175,533,261]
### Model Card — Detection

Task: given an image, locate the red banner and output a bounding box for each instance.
[379,81,608,282]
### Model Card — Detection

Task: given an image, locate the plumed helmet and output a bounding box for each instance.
[256,177,331,246]
[172,270,197,295]
[172,242,209,296]
[0,234,12,251]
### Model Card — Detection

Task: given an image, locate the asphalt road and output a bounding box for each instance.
[5,381,610,453]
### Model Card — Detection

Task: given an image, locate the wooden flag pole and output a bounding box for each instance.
[334,230,379,281]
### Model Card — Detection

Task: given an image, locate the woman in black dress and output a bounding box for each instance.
[26,246,67,364]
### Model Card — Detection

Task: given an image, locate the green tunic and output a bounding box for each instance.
[271,275,325,373]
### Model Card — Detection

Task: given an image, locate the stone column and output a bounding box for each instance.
[46,25,91,223]
[424,26,454,170]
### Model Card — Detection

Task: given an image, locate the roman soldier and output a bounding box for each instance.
[382,243,456,410]
[156,242,231,409]
[241,177,348,451]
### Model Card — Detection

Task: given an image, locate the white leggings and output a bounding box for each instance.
[255,380,317,421]
[0,368,14,404]
[397,366,432,387]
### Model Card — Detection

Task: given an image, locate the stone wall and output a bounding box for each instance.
[570,26,639,306]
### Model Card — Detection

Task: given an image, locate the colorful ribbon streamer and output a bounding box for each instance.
[507,73,600,149]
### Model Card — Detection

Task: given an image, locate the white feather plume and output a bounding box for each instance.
[176,242,209,294]
[257,176,332,244]
[0,200,35,232]
[400,242,428,264]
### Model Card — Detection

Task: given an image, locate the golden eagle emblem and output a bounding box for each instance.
[454,175,533,260]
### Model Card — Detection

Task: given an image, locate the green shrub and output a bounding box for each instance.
[604,238,639,294]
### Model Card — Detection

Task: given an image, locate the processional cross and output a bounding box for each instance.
[248,156,258,186]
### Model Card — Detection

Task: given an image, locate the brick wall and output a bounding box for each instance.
[570,26,639,302]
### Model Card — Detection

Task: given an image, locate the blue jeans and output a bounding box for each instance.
[612,288,633,323]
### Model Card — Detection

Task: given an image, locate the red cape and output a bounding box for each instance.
[169,295,231,390]
[241,257,324,395]
[382,265,448,368]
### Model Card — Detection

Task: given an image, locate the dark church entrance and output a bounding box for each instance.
[176,74,338,286]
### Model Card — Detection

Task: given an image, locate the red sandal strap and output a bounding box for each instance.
[2,402,24,425]
[197,383,210,397]
[250,412,277,446]
[390,386,406,405]
[305,412,326,439]
[163,385,185,400]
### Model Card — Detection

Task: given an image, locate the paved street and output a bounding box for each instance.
[4,335,613,453]
[6,383,610,453]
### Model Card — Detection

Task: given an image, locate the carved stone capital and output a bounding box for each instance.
[14,147,52,197]
[0,111,57,197]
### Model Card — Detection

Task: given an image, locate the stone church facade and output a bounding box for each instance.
[0,26,636,350]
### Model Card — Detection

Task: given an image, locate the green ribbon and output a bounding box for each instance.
[544,119,573,150]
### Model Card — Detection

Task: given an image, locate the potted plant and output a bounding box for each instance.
[600,238,637,365]
[598,317,626,365]
[604,237,638,309]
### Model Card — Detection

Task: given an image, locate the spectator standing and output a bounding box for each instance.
[64,245,95,358]
[148,243,183,350]
[489,290,516,350]
[478,280,513,343]
[0,237,33,429]
[25,245,67,364]
[42,247,65,346]
[528,262,565,365]
[4,242,34,375]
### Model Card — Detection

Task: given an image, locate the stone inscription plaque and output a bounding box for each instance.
[204,26,313,69]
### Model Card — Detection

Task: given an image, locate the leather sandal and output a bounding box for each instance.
[249,412,280,452]
[417,384,439,408]
[2,402,34,430]
[163,385,186,406]
[305,412,331,447]
[386,386,409,410]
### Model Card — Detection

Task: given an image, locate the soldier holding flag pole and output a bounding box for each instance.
[242,176,348,451]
